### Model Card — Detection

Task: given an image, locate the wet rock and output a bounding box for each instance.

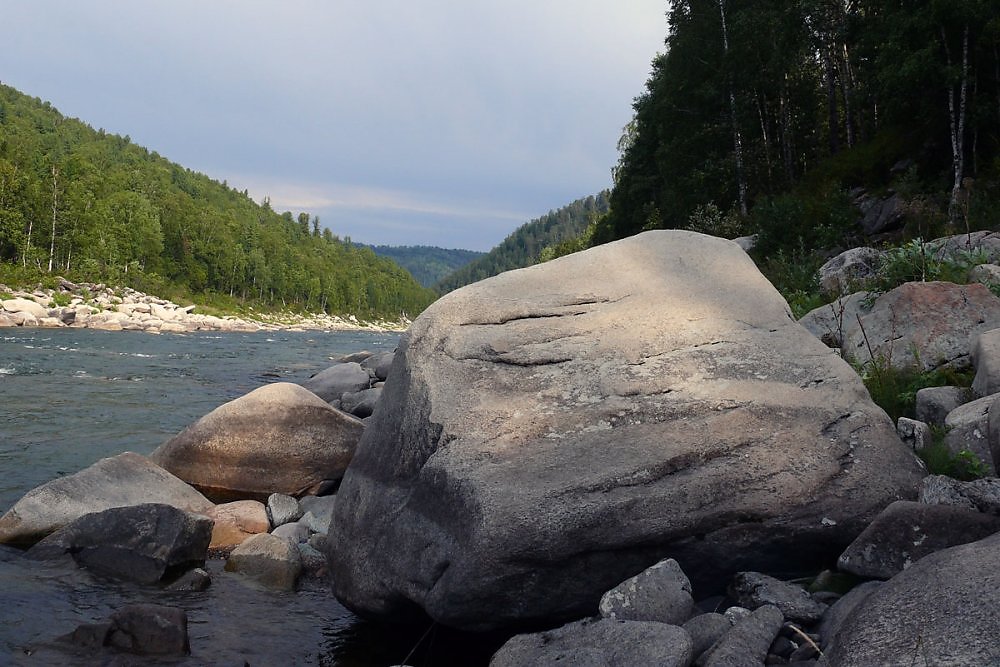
[820,532,1000,666]
[837,500,1000,579]
[599,557,694,625]
[490,617,694,667]
[0,452,213,547]
[329,230,923,631]
[165,567,212,591]
[151,382,364,502]
[361,351,395,381]
[66,604,190,656]
[224,533,302,590]
[300,362,371,403]
[728,572,827,625]
[340,387,382,418]
[205,500,270,550]
[297,542,327,576]
[28,503,212,584]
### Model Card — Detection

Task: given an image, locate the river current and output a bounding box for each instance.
[0,328,499,666]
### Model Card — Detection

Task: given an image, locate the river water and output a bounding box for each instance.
[0,328,501,666]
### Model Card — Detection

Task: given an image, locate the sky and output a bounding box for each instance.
[1,1,667,251]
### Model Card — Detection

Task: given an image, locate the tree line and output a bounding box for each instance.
[0,83,435,318]
[590,0,1000,247]
[435,192,609,293]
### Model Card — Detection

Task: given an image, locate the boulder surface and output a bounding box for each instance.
[0,452,212,547]
[821,532,1000,666]
[328,231,924,631]
[151,382,364,502]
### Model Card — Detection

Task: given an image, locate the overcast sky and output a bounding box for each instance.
[1,1,667,251]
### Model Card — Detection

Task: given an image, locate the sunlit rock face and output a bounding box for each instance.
[327,230,924,632]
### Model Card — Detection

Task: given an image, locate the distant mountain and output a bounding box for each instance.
[366,245,484,289]
[435,192,609,294]
[0,83,435,319]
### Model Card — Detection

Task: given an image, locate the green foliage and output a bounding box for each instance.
[755,242,825,319]
[49,291,72,307]
[596,0,1000,253]
[752,189,857,258]
[366,245,484,288]
[0,84,435,319]
[436,193,609,293]
[858,355,974,424]
[917,427,990,481]
[866,238,987,295]
[685,203,747,239]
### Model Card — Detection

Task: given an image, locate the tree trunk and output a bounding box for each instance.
[718,0,748,216]
[825,46,840,155]
[944,24,970,225]
[839,42,856,147]
[47,165,58,273]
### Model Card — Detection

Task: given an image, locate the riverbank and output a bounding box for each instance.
[0,279,410,334]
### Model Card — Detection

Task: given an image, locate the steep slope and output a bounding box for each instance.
[0,84,435,318]
[435,192,609,294]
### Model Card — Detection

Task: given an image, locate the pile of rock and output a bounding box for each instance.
[0,280,260,332]
[300,349,395,418]
[492,481,1000,666]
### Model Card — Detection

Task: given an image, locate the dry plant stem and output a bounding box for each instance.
[787,623,823,658]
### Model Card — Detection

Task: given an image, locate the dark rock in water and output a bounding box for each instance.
[820,532,1000,666]
[0,451,213,547]
[837,500,1000,579]
[63,605,189,656]
[727,572,827,625]
[361,350,395,381]
[300,362,371,402]
[700,604,784,667]
[599,557,694,625]
[151,382,364,502]
[340,387,382,418]
[27,503,211,584]
[165,567,212,591]
[225,533,302,590]
[490,617,694,667]
[328,230,923,631]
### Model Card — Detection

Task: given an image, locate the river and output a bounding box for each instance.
[0,328,500,665]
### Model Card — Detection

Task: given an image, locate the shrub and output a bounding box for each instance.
[866,238,986,295]
[858,353,974,424]
[917,427,990,481]
[751,189,857,258]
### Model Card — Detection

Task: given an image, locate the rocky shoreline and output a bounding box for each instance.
[4,231,1000,664]
[0,278,408,334]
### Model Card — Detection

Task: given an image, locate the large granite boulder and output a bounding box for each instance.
[27,503,212,583]
[820,532,1000,666]
[151,382,364,502]
[843,282,1000,371]
[0,452,213,547]
[328,231,924,631]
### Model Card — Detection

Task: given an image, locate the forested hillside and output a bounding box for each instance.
[0,84,435,319]
[435,192,609,293]
[366,245,483,288]
[577,1,1000,271]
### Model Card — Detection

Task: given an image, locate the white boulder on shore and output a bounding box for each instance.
[0,279,405,333]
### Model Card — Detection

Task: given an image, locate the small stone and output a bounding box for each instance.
[599,557,694,625]
[266,493,303,528]
[683,613,732,659]
[701,605,784,667]
[896,417,932,451]
[272,521,310,544]
[915,386,970,428]
[728,572,827,625]
[300,495,337,534]
[165,567,212,592]
[225,533,302,590]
